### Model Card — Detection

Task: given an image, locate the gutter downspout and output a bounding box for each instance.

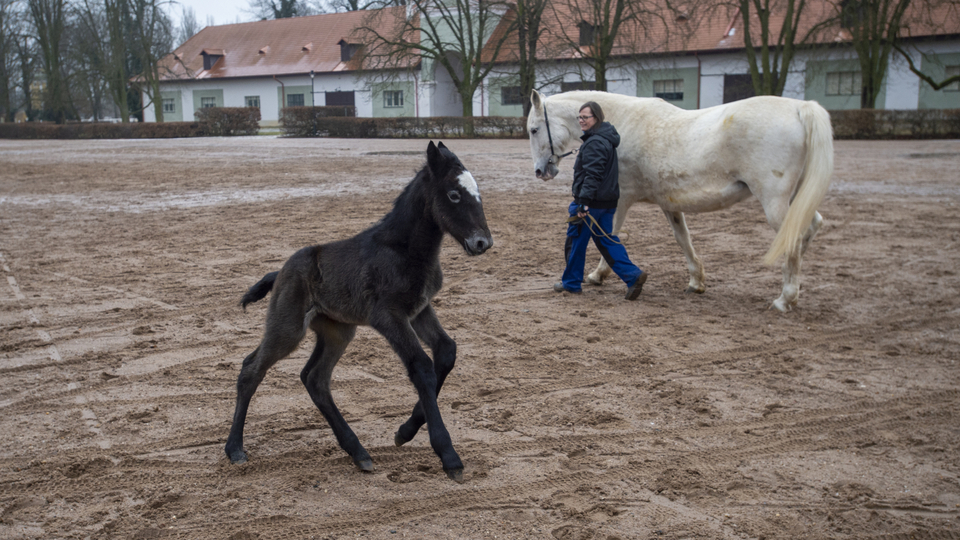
[414,71,420,118]
[695,52,702,109]
[480,79,485,117]
[274,75,285,119]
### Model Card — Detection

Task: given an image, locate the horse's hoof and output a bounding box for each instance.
[394,431,409,447]
[585,275,603,286]
[771,299,793,313]
[355,458,374,472]
[445,467,464,483]
[685,286,705,294]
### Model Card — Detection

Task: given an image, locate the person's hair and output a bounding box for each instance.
[580,102,604,127]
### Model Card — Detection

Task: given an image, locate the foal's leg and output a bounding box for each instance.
[585,200,632,285]
[371,310,463,481]
[225,316,306,464]
[662,208,706,294]
[394,306,456,447]
[300,317,372,471]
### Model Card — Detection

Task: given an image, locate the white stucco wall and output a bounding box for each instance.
[148,72,386,124]
[146,38,960,122]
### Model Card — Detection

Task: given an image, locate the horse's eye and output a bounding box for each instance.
[530,128,538,135]
[447,190,461,203]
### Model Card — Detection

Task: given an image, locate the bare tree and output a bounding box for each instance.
[894,42,960,89]
[176,5,198,44]
[358,0,517,120]
[319,0,391,12]
[75,0,132,121]
[515,0,549,114]
[28,0,76,123]
[16,34,37,120]
[838,0,913,108]
[546,0,660,91]
[0,0,15,120]
[247,0,314,18]
[734,0,832,95]
[129,0,172,121]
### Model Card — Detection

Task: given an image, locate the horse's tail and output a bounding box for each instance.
[763,101,834,265]
[241,271,279,310]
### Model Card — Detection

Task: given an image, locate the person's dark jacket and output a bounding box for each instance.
[572,121,620,210]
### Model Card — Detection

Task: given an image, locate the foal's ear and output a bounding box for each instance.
[427,140,441,174]
[427,141,449,177]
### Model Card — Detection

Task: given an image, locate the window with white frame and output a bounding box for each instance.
[826,71,862,96]
[654,79,684,101]
[162,98,175,113]
[384,90,403,108]
[287,93,305,107]
[944,66,959,91]
[245,96,260,108]
[200,96,217,108]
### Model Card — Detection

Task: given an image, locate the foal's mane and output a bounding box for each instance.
[373,156,445,240]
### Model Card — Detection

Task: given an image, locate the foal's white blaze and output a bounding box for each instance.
[458,171,481,202]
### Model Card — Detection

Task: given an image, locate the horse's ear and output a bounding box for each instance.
[530,90,543,111]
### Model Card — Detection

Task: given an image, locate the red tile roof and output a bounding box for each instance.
[159,7,416,81]
[482,0,960,63]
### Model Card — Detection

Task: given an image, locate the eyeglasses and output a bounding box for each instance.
[577,115,594,121]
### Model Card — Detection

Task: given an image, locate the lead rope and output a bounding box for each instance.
[566,213,629,245]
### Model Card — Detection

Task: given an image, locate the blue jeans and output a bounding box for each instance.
[562,202,642,292]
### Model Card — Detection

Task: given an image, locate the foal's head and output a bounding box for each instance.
[424,141,493,256]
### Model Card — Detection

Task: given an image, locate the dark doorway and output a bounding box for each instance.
[723,74,756,104]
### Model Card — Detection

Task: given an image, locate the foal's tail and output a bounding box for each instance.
[763,101,834,265]
[241,271,279,310]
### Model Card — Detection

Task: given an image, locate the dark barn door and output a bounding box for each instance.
[723,74,756,104]
[325,91,355,107]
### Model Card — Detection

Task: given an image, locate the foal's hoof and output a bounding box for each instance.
[685,286,705,294]
[394,431,410,447]
[585,275,604,286]
[445,467,464,483]
[355,458,375,472]
[227,449,248,464]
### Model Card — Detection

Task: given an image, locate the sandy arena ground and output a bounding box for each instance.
[0,136,958,540]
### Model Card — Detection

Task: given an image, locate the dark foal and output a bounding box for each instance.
[224,142,493,482]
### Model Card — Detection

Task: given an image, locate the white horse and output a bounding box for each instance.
[527,90,834,312]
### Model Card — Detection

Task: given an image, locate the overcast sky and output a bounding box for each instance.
[170,0,254,29]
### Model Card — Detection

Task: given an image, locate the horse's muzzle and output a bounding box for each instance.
[463,234,493,256]
[535,163,559,181]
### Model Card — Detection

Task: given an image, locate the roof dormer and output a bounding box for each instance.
[201,48,224,70]
[338,39,360,62]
